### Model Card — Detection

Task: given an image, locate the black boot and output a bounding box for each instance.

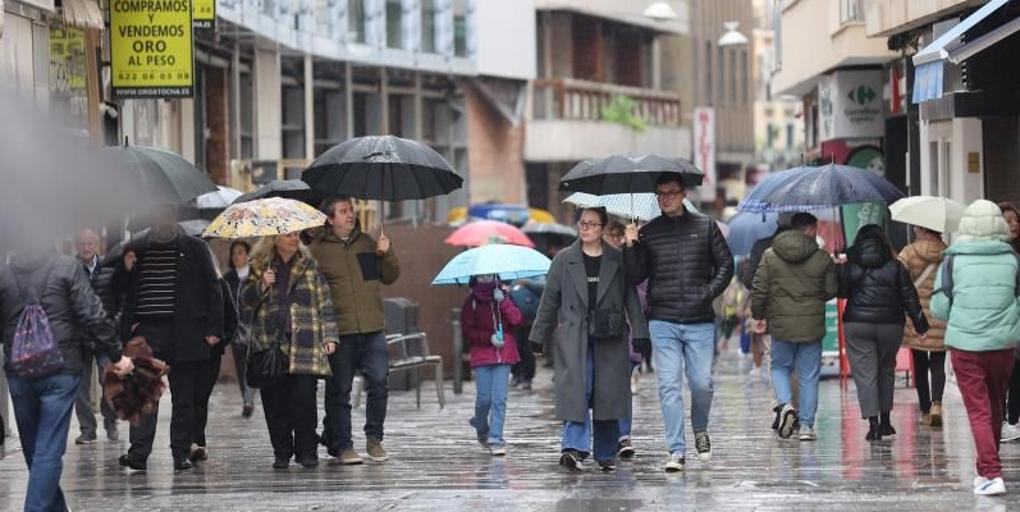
[866,416,882,442]
[880,412,896,437]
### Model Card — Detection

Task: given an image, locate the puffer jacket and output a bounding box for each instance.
[750,230,838,342]
[898,239,948,351]
[73,256,118,351]
[1,252,121,374]
[623,212,733,324]
[932,199,1020,352]
[839,234,929,333]
[461,282,523,368]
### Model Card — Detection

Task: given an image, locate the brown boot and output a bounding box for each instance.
[919,412,932,426]
[930,402,943,427]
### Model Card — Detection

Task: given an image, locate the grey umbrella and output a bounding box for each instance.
[234,179,320,205]
[103,143,218,205]
[558,154,704,195]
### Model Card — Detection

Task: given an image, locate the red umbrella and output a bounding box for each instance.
[445,220,535,248]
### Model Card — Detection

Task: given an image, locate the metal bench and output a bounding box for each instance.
[352,332,445,410]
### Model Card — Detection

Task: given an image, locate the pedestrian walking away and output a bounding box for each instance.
[509,278,543,390]
[312,196,400,465]
[1,239,133,512]
[71,228,122,445]
[751,213,837,443]
[223,240,258,418]
[115,204,224,472]
[622,174,733,471]
[931,199,1020,496]
[839,225,929,442]
[462,276,523,456]
[997,202,1020,442]
[897,225,948,428]
[533,207,649,473]
[241,233,339,469]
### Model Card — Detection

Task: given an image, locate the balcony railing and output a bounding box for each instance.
[531,79,682,128]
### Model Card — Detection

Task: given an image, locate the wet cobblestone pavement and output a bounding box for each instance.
[1,352,1018,511]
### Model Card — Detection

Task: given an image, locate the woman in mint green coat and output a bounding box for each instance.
[931,199,1020,496]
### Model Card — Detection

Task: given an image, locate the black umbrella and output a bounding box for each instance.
[103,143,218,204]
[302,135,463,201]
[234,179,320,205]
[105,219,211,265]
[558,154,703,195]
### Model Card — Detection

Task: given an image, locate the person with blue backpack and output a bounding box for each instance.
[1,241,133,512]
[931,199,1020,496]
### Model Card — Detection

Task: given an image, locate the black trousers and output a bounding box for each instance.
[911,349,946,414]
[261,374,318,461]
[511,326,536,382]
[1007,360,1020,425]
[127,321,205,462]
[192,353,222,447]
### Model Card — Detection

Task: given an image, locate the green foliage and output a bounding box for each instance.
[601,95,647,133]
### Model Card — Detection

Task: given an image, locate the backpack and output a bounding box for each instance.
[939,252,1020,307]
[510,281,542,326]
[8,261,63,379]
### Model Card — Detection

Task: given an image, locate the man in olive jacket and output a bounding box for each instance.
[312,196,400,465]
[750,213,837,441]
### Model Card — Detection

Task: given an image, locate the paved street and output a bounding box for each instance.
[1,352,1017,511]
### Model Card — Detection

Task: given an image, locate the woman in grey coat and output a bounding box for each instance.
[530,207,649,472]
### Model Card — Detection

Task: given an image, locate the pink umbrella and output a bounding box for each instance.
[445,220,535,248]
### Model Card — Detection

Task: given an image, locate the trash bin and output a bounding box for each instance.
[384,298,420,391]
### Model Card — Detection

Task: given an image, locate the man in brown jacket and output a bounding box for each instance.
[313,196,400,464]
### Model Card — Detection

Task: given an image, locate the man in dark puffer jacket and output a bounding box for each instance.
[72,228,121,445]
[623,173,733,472]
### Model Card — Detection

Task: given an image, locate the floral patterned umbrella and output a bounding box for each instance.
[203,197,327,239]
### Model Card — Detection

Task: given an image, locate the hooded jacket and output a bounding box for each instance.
[461,281,523,368]
[932,200,1020,352]
[898,238,948,351]
[839,231,929,333]
[310,224,400,336]
[750,230,838,342]
[1,252,121,374]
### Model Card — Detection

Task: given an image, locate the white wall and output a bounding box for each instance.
[474,0,536,80]
[919,117,984,206]
[254,46,282,160]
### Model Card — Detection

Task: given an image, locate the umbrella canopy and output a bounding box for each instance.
[726,211,781,256]
[529,208,556,224]
[522,222,578,238]
[889,196,966,234]
[738,164,904,214]
[302,135,463,201]
[196,186,244,209]
[563,192,700,221]
[432,244,552,285]
[558,154,703,195]
[445,220,534,248]
[103,145,218,204]
[234,179,319,205]
[203,197,327,239]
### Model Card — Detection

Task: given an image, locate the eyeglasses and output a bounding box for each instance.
[655,190,683,200]
[577,221,603,230]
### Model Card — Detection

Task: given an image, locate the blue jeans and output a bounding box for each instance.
[770,339,822,428]
[471,364,511,447]
[649,320,715,456]
[561,345,620,461]
[324,331,389,453]
[8,373,81,512]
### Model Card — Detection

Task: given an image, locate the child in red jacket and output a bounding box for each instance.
[461,275,523,456]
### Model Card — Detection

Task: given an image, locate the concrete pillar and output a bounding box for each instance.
[304,55,315,160]
[952,117,984,204]
[254,46,282,160]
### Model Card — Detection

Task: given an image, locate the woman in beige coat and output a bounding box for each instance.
[898,226,948,426]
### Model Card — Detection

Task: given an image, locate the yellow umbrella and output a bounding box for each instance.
[529,208,555,224]
[203,197,327,238]
[448,206,468,225]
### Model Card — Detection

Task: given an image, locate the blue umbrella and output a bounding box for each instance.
[467,203,530,226]
[727,212,781,256]
[738,164,904,214]
[432,244,552,286]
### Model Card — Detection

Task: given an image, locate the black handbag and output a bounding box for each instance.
[588,308,626,339]
[246,332,290,389]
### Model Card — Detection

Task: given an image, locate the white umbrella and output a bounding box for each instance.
[196,186,244,209]
[889,196,966,234]
[563,192,699,221]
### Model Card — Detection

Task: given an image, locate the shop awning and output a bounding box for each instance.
[911,0,1011,103]
[62,0,104,30]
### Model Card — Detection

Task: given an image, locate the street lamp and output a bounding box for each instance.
[644,1,678,22]
[718,21,749,47]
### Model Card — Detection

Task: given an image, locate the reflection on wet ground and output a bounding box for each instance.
[1,353,1016,510]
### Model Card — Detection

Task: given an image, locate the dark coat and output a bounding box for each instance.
[117,229,224,362]
[74,256,118,352]
[1,253,121,373]
[623,212,734,324]
[839,235,929,332]
[530,242,649,423]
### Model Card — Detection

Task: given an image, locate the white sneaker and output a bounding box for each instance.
[489,445,507,457]
[974,476,1007,496]
[664,453,686,473]
[1002,422,1020,442]
[798,427,817,441]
